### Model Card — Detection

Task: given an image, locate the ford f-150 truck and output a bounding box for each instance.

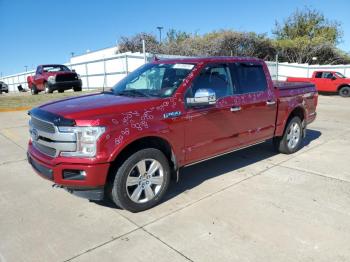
[27,64,82,95]
[287,71,350,97]
[27,57,318,212]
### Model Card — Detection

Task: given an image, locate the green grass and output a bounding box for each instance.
[0,89,101,111]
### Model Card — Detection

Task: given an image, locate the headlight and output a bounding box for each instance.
[48,76,56,83]
[58,126,106,157]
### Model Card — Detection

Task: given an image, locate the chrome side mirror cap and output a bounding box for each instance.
[186,88,216,107]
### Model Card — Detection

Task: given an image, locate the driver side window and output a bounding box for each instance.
[188,64,234,99]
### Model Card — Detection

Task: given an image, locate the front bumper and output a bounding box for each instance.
[48,80,82,90]
[27,148,110,201]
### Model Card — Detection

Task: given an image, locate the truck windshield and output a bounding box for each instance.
[43,65,70,72]
[112,63,195,98]
[335,72,346,78]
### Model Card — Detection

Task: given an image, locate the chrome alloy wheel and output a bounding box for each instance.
[126,159,164,203]
[287,122,301,149]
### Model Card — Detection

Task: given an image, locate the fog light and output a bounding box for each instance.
[63,170,86,180]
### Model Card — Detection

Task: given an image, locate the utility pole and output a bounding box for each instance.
[24,66,28,72]
[156,26,163,43]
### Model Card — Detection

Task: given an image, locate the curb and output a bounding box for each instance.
[0,106,31,113]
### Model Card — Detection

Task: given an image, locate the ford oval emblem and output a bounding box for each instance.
[31,128,39,141]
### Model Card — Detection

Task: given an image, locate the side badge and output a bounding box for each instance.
[163,111,182,119]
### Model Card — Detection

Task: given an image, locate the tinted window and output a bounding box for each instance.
[189,64,233,99]
[315,72,323,78]
[322,72,333,79]
[230,63,267,94]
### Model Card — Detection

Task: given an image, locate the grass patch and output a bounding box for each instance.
[0,89,101,111]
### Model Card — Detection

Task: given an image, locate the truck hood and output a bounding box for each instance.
[39,92,158,120]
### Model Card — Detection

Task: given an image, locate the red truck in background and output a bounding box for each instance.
[287,71,350,97]
[27,57,318,212]
[27,64,82,95]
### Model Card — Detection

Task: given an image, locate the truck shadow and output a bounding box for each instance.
[94,129,321,209]
[164,129,321,201]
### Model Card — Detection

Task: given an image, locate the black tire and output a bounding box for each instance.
[110,148,171,212]
[339,86,350,97]
[273,116,303,154]
[5,90,8,93]
[31,85,38,95]
[73,86,82,92]
[58,89,64,93]
[44,82,53,94]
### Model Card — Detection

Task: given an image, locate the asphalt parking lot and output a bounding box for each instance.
[0,95,349,262]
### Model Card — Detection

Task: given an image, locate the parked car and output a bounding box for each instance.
[0,81,9,94]
[27,64,82,95]
[27,57,318,212]
[287,71,350,97]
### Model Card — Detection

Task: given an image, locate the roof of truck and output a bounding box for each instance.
[153,56,264,64]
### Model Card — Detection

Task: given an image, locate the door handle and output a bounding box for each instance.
[266,100,276,106]
[230,106,241,112]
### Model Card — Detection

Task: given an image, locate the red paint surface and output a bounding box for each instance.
[287,71,350,93]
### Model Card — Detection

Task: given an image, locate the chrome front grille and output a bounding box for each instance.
[31,116,55,133]
[29,116,76,158]
[33,141,57,157]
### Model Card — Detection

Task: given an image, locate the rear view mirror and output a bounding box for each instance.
[187,88,216,107]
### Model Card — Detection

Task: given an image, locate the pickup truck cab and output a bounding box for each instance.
[27,64,82,95]
[287,71,350,97]
[27,57,318,212]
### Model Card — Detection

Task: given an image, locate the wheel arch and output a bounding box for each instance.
[106,136,178,184]
[337,84,350,91]
[278,106,306,138]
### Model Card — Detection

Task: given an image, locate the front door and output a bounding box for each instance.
[184,63,239,163]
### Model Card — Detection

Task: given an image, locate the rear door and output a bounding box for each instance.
[228,62,277,146]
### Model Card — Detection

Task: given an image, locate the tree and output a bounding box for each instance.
[273,8,347,64]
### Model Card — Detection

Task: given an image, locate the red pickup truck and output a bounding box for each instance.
[27,57,318,212]
[287,71,350,97]
[27,64,82,94]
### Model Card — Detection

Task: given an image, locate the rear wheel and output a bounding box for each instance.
[58,89,64,93]
[110,148,170,212]
[73,86,82,92]
[339,86,350,97]
[273,116,303,154]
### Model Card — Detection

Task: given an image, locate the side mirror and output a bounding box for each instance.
[331,76,337,80]
[187,88,216,107]
[72,69,76,72]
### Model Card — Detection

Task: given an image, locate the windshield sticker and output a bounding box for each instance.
[173,64,194,70]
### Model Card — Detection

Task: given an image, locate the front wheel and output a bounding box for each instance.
[273,116,303,154]
[44,83,53,94]
[339,86,350,97]
[73,86,82,92]
[31,85,38,95]
[110,148,171,212]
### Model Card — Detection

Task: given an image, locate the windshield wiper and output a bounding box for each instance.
[115,90,151,97]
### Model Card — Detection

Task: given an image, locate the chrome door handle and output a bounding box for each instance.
[266,100,276,106]
[230,106,241,112]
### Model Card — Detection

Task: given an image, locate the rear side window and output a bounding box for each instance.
[230,63,268,94]
[315,72,323,78]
